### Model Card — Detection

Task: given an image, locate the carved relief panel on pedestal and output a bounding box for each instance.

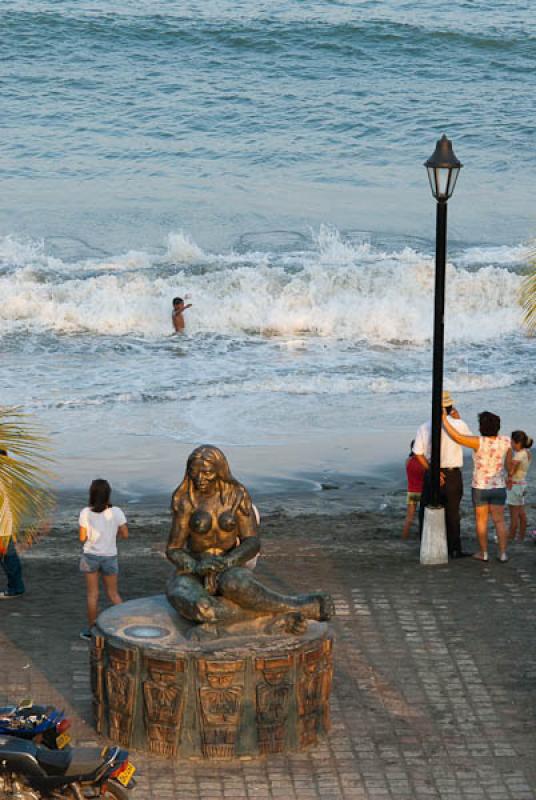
[90,635,105,735]
[142,656,186,757]
[105,645,137,746]
[197,659,245,759]
[255,654,293,754]
[297,639,333,746]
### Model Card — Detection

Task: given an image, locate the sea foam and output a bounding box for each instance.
[0,228,525,344]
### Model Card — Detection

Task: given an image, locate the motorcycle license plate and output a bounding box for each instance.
[117,762,136,786]
[56,732,71,749]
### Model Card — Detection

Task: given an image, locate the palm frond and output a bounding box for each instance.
[520,245,536,334]
[521,273,536,333]
[0,407,55,549]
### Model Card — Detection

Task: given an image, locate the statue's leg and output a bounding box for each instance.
[218,567,334,621]
[166,574,221,623]
[166,574,257,624]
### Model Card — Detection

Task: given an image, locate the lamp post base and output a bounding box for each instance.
[420,506,448,565]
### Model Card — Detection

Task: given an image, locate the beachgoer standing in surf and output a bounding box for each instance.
[172,297,192,332]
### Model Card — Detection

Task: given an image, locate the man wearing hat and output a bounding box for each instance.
[413,391,472,558]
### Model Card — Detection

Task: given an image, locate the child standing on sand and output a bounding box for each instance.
[507,430,533,542]
[78,479,128,640]
[402,441,425,539]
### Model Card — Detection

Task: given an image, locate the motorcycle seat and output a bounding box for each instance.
[64,747,106,777]
[35,746,71,776]
[36,745,105,777]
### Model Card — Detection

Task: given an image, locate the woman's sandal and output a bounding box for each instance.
[472,552,489,562]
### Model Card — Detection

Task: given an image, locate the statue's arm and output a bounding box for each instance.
[223,535,261,568]
[166,496,197,575]
[223,491,260,569]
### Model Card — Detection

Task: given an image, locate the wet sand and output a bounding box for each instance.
[45,428,418,502]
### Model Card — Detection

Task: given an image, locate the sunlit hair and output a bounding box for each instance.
[89,479,112,513]
[511,430,533,449]
[478,411,501,437]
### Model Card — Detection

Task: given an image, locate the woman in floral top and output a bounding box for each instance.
[442,410,513,563]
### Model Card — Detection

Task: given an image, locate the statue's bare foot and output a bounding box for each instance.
[294,591,334,621]
[266,612,308,636]
[317,591,335,620]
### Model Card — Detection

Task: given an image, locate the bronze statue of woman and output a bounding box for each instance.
[166,445,333,628]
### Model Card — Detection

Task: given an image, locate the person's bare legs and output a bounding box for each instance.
[102,574,122,606]
[490,505,508,558]
[508,505,519,541]
[85,572,100,627]
[473,505,489,559]
[402,502,417,539]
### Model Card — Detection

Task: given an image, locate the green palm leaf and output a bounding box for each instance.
[0,407,55,550]
[520,246,536,334]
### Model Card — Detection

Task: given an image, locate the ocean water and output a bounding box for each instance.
[1,1,535,493]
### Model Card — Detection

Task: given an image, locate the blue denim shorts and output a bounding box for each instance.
[80,554,119,575]
[506,483,527,506]
[472,487,507,507]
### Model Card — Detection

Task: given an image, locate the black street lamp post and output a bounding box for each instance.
[423,135,462,550]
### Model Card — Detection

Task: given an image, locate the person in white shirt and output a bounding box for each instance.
[79,479,128,640]
[413,391,472,558]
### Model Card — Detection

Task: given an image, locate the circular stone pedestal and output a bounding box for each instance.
[90,595,333,760]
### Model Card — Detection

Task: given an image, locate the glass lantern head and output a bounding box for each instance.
[424,135,462,201]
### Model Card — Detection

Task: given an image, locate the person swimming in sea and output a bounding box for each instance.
[172,296,192,333]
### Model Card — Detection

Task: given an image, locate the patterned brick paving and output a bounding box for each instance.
[1,511,535,799]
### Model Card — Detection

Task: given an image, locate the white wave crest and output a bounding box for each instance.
[456,243,531,267]
[0,229,525,344]
[166,231,205,263]
[0,235,64,271]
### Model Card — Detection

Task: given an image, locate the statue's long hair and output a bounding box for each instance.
[172,445,243,508]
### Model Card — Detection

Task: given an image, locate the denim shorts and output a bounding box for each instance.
[80,553,119,575]
[506,483,527,506]
[472,487,507,507]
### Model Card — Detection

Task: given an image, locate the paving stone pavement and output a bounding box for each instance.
[1,511,535,799]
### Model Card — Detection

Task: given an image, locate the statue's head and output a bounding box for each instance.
[185,445,235,495]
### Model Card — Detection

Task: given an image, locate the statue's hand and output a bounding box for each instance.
[196,555,227,577]
[167,548,197,575]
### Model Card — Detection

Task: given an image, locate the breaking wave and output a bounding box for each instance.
[0,227,526,345]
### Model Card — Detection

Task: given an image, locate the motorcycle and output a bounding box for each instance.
[0,701,71,751]
[0,735,135,799]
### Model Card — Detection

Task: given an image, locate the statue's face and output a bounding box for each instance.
[189,459,217,493]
